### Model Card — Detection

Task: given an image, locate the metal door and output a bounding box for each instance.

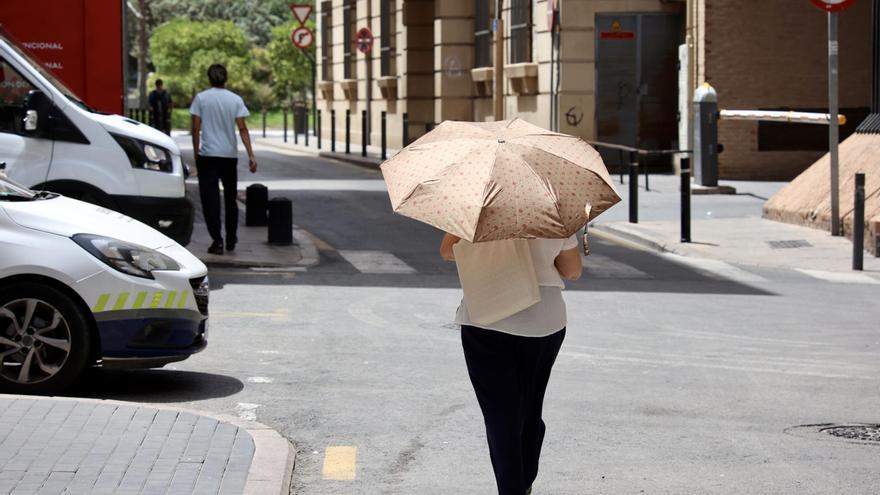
[596,13,682,168]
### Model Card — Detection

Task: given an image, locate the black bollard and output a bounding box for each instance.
[381,111,387,160]
[402,112,409,146]
[680,157,691,243]
[245,184,268,226]
[345,109,351,154]
[283,109,288,143]
[331,110,336,152]
[629,151,639,223]
[618,149,624,184]
[425,121,433,134]
[262,111,266,138]
[317,110,322,150]
[853,173,865,270]
[267,197,293,245]
[362,110,368,157]
[305,108,310,147]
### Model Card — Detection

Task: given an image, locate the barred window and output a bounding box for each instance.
[321,1,332,81]
[474,0,491,68]
[509,0,532,63]
[380,0,396,76]
[343,0,354,79]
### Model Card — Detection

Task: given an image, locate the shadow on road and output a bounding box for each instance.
[65,369,244,403]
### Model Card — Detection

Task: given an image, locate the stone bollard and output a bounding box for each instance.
[245,184,268,226]
[267,197,293,245]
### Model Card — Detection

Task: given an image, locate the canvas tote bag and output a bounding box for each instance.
[452,239,541,326]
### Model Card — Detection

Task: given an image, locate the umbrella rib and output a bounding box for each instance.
[474,150,503,239]
[511,152,566,228]
[522,136,617,189]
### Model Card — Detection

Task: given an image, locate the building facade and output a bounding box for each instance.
[316,0,873,180]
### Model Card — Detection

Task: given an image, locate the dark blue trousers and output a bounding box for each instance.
[461,325,566,495]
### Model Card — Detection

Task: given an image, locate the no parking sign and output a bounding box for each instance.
[810,0,856,12]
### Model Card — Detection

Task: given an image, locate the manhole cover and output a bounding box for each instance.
[767,239,812,249]
[822,425,880,443]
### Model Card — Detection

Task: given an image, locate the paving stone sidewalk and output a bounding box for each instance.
[0,397,253,495]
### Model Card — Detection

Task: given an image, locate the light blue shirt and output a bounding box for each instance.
[189,88,249,158]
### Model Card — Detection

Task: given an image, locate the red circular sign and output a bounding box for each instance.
[810,0,857,12]
[291,27,314,49]
[355,27,374,53]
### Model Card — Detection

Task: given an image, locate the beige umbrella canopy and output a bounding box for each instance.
[380,118,621,242]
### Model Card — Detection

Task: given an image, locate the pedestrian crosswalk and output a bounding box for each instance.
[329,248,880,287]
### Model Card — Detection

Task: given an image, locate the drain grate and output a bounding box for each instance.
[822,425,880,443]
[767,239,812,249]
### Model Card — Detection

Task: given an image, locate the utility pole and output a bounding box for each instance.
[493,0,504,121]
[828,11,840,236]
[137,0,149,110]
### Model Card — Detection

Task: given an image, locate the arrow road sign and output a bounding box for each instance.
[291,3,313,25]
[292,26,314,49]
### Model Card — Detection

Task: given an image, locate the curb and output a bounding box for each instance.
[590,223,673,254]
[254,138,387,170]
[0,394,295,495]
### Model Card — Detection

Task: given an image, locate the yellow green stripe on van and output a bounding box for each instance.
[132,291,148,309]
[112,292,130,311]
[149,291,165,309]
[93,294,111,312]
[164,291,178,309]
[177,290,190,309]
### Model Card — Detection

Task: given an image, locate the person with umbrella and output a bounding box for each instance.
[381,119,620,494]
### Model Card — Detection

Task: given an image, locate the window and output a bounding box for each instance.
[343,0,354,79]
[509,0,532,63]
[321,1,332,81]
[0,59,37,134]
[380,0,396,76]
[474,0,491,68]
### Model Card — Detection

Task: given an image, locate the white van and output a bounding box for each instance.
[0,28,193,244]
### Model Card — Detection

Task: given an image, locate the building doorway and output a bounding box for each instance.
[595,12,682,169]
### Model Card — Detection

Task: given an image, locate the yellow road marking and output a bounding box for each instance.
[132,292,148,309]
[112,292,130,311]
[93,294,110,312]
[164,291,178,308]
[177,290,190,308]
[149,292,164,309]
[322,446,357,481]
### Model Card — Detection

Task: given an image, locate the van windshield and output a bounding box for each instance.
[0,30,95,113]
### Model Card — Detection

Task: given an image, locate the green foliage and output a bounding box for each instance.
[149,19,254,106]
[148,0,294,46]
[265,20,316,104]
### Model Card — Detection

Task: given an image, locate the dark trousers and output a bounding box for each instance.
[461,325,566,495]
[196,156,238,244]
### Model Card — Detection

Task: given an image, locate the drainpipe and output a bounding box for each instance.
[493,0,504,121]
[366,0,373,146]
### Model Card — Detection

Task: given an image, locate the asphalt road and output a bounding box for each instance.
[71,145,880,494]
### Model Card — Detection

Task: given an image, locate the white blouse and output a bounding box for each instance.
[454,234,579,337]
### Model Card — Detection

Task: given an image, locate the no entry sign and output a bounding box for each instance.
[810,0,857,12]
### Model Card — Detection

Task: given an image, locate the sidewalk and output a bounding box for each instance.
[0,395,293,495]
[591,174,880,273]
[185,182,318,269]
[253,131,393,169]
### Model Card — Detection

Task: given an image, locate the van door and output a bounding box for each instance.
[0,56,53,188]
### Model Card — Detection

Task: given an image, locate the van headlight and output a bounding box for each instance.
[73,234,180,279]
[111,133,173,173]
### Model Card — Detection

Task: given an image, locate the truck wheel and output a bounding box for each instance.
[0,283,92,394]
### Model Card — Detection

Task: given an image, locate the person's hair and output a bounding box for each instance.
[207,64,228,87]
[155,79,163,88]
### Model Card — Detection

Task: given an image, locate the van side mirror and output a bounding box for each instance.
[22,90,50,134]
[24,110,38,131]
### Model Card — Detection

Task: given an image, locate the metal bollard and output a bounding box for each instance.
[294,108,299,145]
[331,110,336,152]
[853,173,865,270]
[402,112,409,146]
[680,157,691,243]
[362,110,368,157]
[283,109,288,143]
[618,149,624,184]
[262,111,266,138]
[381,111,387,160]
[245,184,268,226]
[694,83,719,187]
[644,155,650,192]
[317,110,322,150]
[629,151,639,223]
[345,109,351,155]
[305,108,309,147]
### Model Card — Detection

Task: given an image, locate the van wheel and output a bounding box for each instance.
[0,283,92,394]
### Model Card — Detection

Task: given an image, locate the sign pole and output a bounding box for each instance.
[829,11,840,236]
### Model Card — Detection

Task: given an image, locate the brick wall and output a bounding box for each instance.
[704,0,872,180]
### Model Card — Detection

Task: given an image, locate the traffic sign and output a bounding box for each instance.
[355,27,373,53]
[810,0,856,12]
[290,3,312,25]
[291,26,314,49]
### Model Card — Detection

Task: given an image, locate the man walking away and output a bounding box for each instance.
[190,64,257,255]
[148,79,172,135]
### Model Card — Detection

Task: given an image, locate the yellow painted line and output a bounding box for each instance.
[93,294,110,312]
[177,290,190,309]
[149,292,165,309]
[164,291,178,309]
[132,292,148,309]
[322,446,357,481]
[112,292,130,311]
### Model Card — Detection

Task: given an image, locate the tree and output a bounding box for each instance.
[265,20,316,104]
[150,20,254,106]
[148,0,293,46]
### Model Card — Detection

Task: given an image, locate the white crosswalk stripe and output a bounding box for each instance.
[583,254,652,279]
[661,253,769,284]
[796,269,880,285]
[339,250,417,274]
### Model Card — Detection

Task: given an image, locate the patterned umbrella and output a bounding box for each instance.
[380,118,621,242]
